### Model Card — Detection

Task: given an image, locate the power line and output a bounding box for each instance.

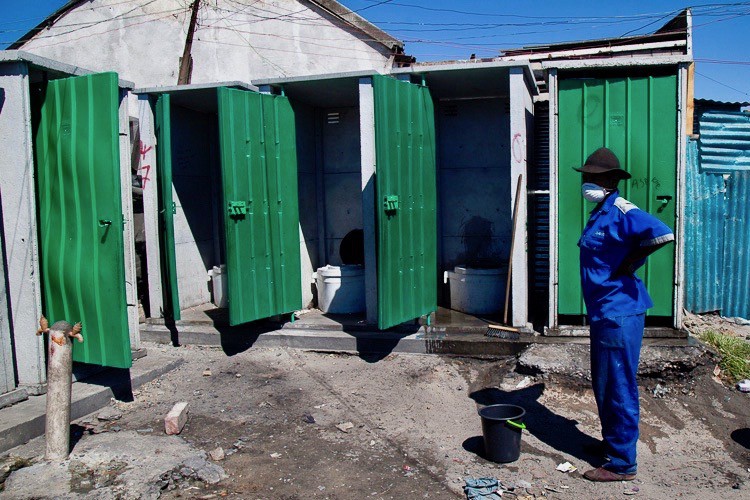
[0,0,156,27]
[695,70,750,97]
[358,0,750,20]
[696,58,750,65]
[13,8,188,50]
[353,0,395,14]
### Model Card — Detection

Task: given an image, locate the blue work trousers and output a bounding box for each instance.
[589,313,644,475]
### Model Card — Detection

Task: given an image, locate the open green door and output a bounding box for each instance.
[372,75,438,330]
[32,72,131,368]
[217,88,302,326]
[558,75,677,319]
[153,94,180,321]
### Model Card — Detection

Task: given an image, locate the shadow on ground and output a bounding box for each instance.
[731,428,750,449]
[467,383,602,467]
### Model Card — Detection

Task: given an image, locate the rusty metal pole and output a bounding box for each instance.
[36,317,83,461]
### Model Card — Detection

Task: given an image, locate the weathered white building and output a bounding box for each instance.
[11,0,407,87]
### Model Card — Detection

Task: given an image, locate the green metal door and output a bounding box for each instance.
[217,88,302,325]
[154,94,180,321]
[558,75,677,318]
[32,72,131,368]
[372,75,438,330]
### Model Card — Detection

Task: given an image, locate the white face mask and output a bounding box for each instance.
[581,182,610,203]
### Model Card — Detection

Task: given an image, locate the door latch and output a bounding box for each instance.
[656,195,672,207]
[383,195,399,213]
[656,195,672,213]
[228,200,249,217]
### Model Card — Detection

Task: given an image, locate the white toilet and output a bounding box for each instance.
[314,264,365,314]
[445,265,507,315]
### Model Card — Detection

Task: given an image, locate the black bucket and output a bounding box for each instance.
[478,404,526,463]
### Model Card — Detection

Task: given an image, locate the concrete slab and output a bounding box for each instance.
[0,351,184,454]
[140,316,696,361]
[517,340,710,381]
[0,389,28,410]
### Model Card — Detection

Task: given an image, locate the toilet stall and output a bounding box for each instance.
[255,72,444,330]
[254,73,370,318]
[392,61,537,328]
[0,51,138,403]
[135,82,303,326]
[547,60,690,334]
[139,66,536,332]
[258,64,536,330]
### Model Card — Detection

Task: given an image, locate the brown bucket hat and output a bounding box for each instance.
[573,147,632,179]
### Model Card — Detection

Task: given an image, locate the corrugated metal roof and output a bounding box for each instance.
[694,98,750,108]
[698,111,750,171]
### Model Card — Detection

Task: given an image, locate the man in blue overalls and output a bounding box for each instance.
[575,147,674,482]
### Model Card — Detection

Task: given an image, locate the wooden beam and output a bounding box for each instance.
[178,0,200,85]
[686,63,695,135]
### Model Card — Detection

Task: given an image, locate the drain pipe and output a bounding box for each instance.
[36,316,84,461]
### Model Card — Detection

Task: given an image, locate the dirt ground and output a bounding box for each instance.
[2,328,750,499]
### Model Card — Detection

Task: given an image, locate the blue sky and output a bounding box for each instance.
[1,0,748,101]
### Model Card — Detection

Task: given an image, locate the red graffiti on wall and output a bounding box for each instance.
[139,143,153,159]
[138,141,153,189]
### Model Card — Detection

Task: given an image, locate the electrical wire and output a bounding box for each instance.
[0,0,157,27]
[695,70,750,97]
[4,2,184,42]
[356,0,750,20]
[13,7,189,50]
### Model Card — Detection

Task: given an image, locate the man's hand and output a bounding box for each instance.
[611,241,671,279]
[612,260,636,278]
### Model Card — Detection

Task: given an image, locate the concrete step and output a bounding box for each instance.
[0,351,184,454]
[140,322,697,360]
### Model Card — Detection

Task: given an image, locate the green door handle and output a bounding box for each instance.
[506,420,526,430]
[98,219,112,227]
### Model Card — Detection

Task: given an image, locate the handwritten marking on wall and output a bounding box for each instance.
[138,141,153,189]
[630,177,662,190]
[512,133,524,164]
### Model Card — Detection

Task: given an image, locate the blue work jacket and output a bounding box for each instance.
[578,190,674,321]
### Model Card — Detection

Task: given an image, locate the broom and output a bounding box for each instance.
[486,174,523,340]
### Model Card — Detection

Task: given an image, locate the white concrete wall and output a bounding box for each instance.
[170,104,219,309]
[291,102,318,308]
[0,62,46,392]
[321,106,362,265]
[136,96,165,318]
[19,0,394,89]
[509,67,534,328]
[436,98,511,277]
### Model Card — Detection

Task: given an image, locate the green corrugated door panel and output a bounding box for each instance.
[372,75,438,330]
[32,72,131,368]
[557,75,677,318]
[154,93,180,321]
[217,87,302,326]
